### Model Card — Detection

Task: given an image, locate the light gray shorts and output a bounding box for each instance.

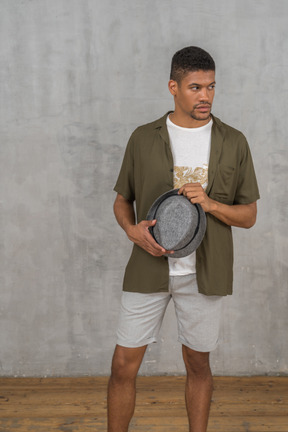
[116,274,223,353]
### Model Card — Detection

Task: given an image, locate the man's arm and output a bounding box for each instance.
[114,193,174,256]
[179,183,257,228]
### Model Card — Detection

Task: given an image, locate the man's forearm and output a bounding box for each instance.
[179,183,257,229]
[208,200,257,228]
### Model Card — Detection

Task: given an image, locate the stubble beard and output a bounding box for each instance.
[190,104,212,122]
[190,111,211,122]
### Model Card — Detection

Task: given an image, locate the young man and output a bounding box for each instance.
[108,46,260,432]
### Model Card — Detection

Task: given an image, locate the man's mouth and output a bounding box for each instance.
[196,105,211,112]
[195,104,211,109]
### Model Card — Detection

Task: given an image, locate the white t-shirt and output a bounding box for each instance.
[166,115,212,276]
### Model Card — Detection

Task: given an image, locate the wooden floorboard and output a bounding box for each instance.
[0,376,287,431]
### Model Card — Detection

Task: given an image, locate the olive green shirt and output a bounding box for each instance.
[114,112,260,296]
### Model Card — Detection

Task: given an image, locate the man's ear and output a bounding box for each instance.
[168,79,178,96]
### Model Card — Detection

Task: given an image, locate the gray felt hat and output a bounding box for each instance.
[147,189,206,258]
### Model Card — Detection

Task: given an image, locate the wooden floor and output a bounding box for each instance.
[0,376,287,431]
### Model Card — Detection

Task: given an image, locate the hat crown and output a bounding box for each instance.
[147,188,206,258]
[153,196,198,251]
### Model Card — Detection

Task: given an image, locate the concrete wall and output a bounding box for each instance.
[0,0,287,376]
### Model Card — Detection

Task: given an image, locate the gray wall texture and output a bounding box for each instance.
[0,0,287,377]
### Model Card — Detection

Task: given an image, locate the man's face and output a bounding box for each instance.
[169,69,216,126]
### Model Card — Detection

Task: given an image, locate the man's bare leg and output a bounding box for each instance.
[182,345,213,432]
[107,344,147,432]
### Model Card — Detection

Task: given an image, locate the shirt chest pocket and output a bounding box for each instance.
[210,164,237,204]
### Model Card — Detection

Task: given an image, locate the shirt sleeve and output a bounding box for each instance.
[234,137,260,204]
[113,134,135,202]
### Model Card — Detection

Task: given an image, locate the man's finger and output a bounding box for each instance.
[146,219,157,227]
[145,233,173,255]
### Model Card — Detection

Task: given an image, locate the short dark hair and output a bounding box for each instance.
[170,46,215,83]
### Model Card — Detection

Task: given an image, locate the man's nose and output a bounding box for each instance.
[199,88,209,101]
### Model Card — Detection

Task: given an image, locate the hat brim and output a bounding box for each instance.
[147,189,206,258]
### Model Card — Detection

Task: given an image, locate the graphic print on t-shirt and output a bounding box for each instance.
[174,164,208,190]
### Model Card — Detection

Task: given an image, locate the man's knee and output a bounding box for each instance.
[182,345,211,378]
[110,345,147,381]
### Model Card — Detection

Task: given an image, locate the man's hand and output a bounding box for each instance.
[126,219,174,257]
[178,183,216,213]
[113,193,174,257]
